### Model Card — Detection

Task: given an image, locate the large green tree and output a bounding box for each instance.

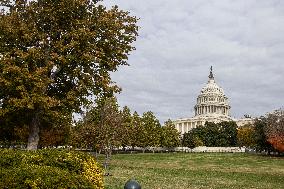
[160,119,180,148]
[0,0,138,149]
[120,106,133,149]
[77,97,123,153]
[182,121,238,148]
[69,119,98,150]
[182,126,204,148]
[131,111,143,148]
[217,121,238,146]
[141,111,161,150]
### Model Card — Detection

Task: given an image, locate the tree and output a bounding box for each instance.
[202,122,219,147]
[141,111,161,148]
[237,124,256,147]
[265,109,284,152]
[85,97,122,154]
[69,120,99,150]
[202,121,237,147]
[131,111,143,148]
[0,0,138,149]
[182,131,194,148]
[87,97,123,175]
[120,106,133,149]
[160,119,180,148]
[254,117,274,153]
[182,121,238,148]
[182,128,204,148]
[218,121,238,146]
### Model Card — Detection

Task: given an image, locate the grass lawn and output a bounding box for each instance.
[99,152,284,189]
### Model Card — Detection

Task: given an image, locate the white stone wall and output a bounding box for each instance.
[175,146,245,153]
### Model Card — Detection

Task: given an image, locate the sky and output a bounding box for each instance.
[102,0,284,123]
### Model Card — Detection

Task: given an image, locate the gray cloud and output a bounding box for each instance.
[103,0,284,123]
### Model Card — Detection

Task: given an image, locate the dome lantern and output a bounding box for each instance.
[208,66,214,80]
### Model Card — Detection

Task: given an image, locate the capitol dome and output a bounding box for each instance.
[194,67,230,117]
[173,66,254,135]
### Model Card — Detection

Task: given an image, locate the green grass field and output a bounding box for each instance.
[100,153,284,189]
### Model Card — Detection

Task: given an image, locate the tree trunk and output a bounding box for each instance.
[27,114,40,150]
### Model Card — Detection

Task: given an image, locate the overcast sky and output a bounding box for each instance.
[102,0,284,123]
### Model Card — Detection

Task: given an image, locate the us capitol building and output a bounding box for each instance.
[174,67,253,135]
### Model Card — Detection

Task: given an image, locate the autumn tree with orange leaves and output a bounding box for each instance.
[266,109,284,152]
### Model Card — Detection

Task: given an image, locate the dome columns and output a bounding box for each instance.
[195,104,229,116]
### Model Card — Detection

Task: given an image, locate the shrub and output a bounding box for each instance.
[0,149,104,189]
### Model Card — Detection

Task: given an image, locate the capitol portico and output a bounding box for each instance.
[174,67,253,135]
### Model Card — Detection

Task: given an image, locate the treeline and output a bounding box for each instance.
[70,97,181,153]
[0,97,181,151]
[1,96,283,154]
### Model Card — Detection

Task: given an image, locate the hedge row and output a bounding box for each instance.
[0,149,104,189]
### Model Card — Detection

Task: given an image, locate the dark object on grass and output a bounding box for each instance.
[124,179,141,189]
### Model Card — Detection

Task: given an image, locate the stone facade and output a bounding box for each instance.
[174,67,254,135]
